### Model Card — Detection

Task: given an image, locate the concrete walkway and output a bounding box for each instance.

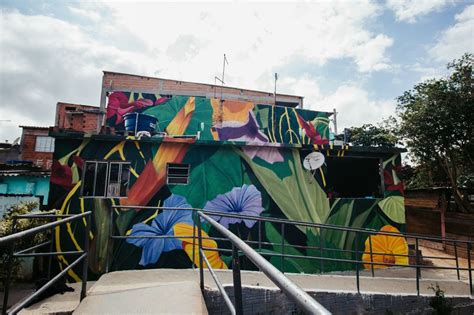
[73,271,208,315]
[17,265,472,314]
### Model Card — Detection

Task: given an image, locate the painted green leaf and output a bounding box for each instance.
[143,96,213,139]
[306,229,353,272]
[142,96,187,132]
[171,147,246,208]
[323,199,355,249]
[343,201,377,250]
[264,222,318,273]
[378,196,405,224]
[91,198,113,273]
[254,106,270,129]
[237,148,330,235]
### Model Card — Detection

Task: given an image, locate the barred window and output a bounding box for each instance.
[82,161,130,197]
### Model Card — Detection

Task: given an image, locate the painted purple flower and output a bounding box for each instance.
[204,184,264,228]
[126,194,193,266]
[220,115,284,164]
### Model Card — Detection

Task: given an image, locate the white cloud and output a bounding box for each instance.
[69,6,101,22]
[267,77,396,131]
[387,0,452,23]
[0,2,395,141]
[321,85,396,130]
[429,5,474,61]
[105,0,393,81]
[0,10,156,140]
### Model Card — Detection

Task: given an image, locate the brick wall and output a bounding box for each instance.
[101,72,304,109]
[19,126,53,170]
[56,102,101,133]
[205,287,474,315]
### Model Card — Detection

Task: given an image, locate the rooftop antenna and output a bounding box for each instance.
[274,73,278,106]
[214,54,229,100]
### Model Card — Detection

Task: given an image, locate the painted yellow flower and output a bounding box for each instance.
[173,223,227,269]
[362,225,408,269]
[210,99,254,124]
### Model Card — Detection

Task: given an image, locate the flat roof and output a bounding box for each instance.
[103,71,304,99]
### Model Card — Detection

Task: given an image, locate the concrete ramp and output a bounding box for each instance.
[73,271,207,315]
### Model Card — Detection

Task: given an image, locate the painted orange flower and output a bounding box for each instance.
[362,225,408,269]
[121,97,196,207]
[173,223,227,269]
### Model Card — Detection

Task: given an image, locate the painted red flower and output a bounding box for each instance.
[106,92,154,125]
[50,156,84,190]
[384,169,404,193]
[296,114,329,145]
[51,160,73,189]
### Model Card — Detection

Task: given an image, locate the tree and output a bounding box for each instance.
[397,53,473,212]
[346,119,399,147]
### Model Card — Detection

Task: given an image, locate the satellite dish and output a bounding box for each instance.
[303,152,325,171]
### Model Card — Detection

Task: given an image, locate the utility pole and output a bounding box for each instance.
[333,108,338,134]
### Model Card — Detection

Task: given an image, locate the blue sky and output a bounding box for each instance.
[0,0,473,141]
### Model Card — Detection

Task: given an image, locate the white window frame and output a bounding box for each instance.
[35,136,55,152]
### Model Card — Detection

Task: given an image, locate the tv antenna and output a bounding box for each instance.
[214,54,229,99]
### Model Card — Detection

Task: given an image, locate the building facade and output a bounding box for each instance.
[48,73,406,281]
[55,102,102,134]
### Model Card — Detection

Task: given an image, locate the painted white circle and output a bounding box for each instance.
[303,152,325,170]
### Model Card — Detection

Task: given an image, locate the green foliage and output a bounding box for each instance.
[378,196,405,224]
[171,146,247,208]
[347,120,399,147]
[237,148,330,235]
[397,53,473,212]
[429,283,452,315]
[0,202,47,284]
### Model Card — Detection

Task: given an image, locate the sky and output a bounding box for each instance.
[0,0,473,142]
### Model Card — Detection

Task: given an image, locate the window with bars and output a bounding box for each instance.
[82,161,131,197]
[35,136,55,152]
[166,163,190,185]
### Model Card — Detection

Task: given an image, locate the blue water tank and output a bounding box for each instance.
[123,113,158,134]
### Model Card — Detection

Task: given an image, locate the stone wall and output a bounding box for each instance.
[204,287,474,314]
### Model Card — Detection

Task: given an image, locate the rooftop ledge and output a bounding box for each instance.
[49,131,407,154]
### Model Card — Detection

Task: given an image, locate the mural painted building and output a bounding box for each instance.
[48,72,407,281]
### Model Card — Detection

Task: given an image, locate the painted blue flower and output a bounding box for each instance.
[127,194,193,266]
[204,184,264,228]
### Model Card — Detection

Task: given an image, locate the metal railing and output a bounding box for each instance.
[197,211,331,315]
[0,211,91,315]
[112,205,474,298]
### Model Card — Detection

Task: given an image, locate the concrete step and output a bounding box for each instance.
[73,271,207,315]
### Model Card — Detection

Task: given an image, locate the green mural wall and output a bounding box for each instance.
[106,93,331,145]
[49,95,407,281]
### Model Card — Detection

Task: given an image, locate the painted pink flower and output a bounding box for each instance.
[106,92,154,125]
